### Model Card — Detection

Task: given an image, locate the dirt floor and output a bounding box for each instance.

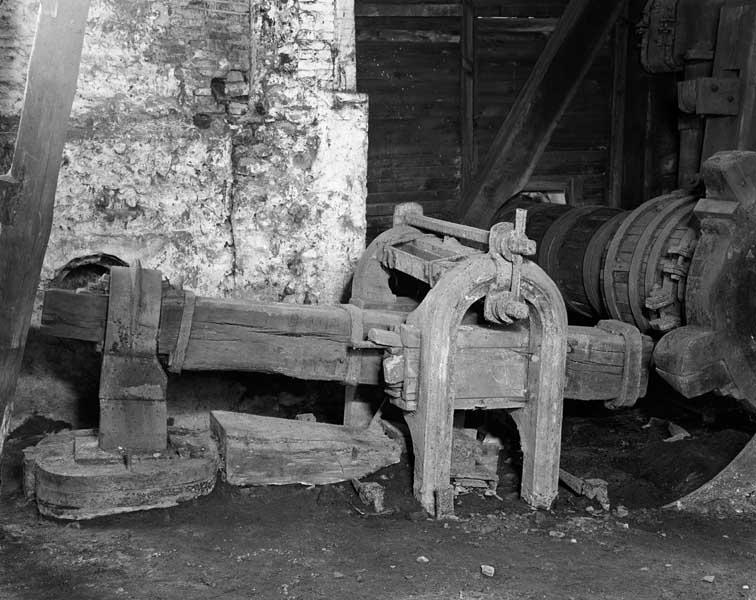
[2,386,756,600]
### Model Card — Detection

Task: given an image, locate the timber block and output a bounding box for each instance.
[26,428,218,520]
[99,397,167,452]
[210,411,402,486]
[450,429,500,489]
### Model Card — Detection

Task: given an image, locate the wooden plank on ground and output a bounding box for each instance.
[210,411,402,486]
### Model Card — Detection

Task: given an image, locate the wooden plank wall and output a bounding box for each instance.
[356,0,462,239]
[473,1,613,206]
[356,0,615,239]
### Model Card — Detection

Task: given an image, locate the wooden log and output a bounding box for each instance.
[210,411,402,486]
[455,0,626,227]
[0,0,90,459]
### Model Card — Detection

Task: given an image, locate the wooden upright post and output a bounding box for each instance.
[460,0,477,193]
[607,7,629,208]
[0,0,90,459]
[455,0,626,227]
[99,265,168,452]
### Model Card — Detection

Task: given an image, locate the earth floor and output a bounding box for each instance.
[1,391,756,600]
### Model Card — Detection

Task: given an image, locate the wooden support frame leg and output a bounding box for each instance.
[343,384,373,430]
[508,275,569,509]
[403,257,568,516]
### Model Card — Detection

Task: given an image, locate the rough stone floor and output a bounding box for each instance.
[0,404,756,600]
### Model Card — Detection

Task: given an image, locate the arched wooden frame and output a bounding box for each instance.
[352,233,567,516]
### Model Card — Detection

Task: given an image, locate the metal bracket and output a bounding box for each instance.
[484,208,536,325]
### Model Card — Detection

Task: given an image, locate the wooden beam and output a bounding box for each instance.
[701,3,756,162]
[607,7,629,208]
[334,0,357,91]
[460,0,476,192]
[0,0,90,459]
[455,0,626,227]
[355,3,461,18]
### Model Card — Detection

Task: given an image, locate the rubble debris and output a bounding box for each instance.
[450,428,500,489]
[480,565,495,577]
[483,488,504,501]
[559,469,610,510]
[416,556,429,563]
[407,510,428,522]
[664,421,691,443]
[642,417,666,429]
[294,413,317,422]
[351,479,385,513]
[377,419,409,455]
[702,575,715,583]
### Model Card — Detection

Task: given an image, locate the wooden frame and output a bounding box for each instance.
[402,255,567,516]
